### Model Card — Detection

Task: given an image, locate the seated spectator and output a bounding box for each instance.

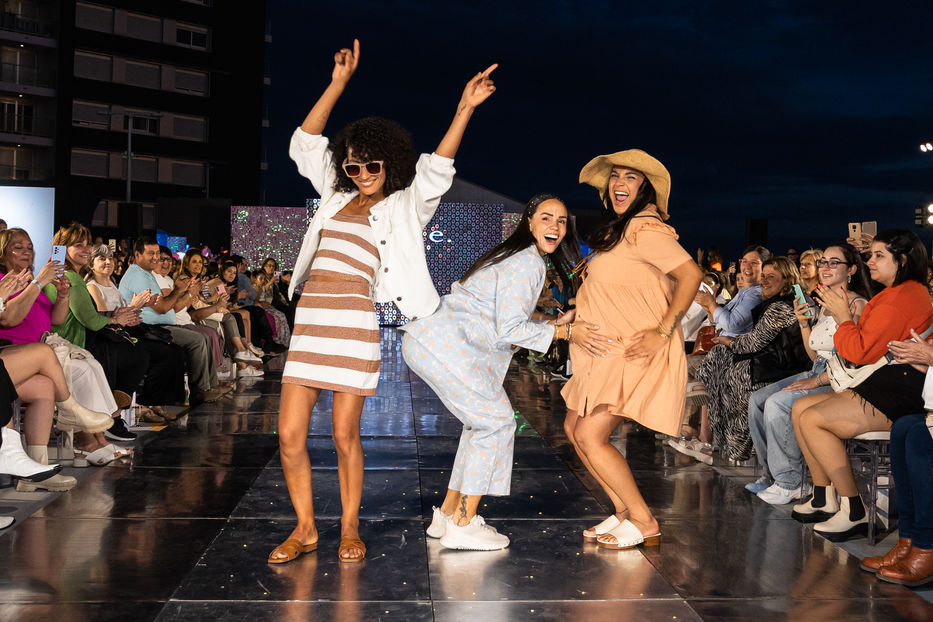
[231,255,283,354]
[253,270,291,347]
[0,228,118,471]
[119,238,227,407]
[859,343,933,587]
[177,249,263,379]
[695,257,812,461]
[747,243,870,504]
[791,230,933,541]
[50,223,152,444]
[207,261,262,358]
[260,257,295,327]
[799,249,823,294]
[85,243,186,420]
[694,245,769,338]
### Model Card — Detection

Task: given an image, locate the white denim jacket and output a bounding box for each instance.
[287,128,455,320]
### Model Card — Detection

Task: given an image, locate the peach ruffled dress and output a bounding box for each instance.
[561,217,691,436]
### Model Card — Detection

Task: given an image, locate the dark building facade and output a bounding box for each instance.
[25,0,267,247]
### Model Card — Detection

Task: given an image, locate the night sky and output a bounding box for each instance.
[262,0,933,262]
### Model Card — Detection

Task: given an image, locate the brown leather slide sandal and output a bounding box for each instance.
[338,537,367,563]
[268,538,318,564]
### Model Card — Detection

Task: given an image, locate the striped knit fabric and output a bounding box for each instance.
[282,213,381,395]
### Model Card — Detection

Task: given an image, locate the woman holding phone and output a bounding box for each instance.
[269,40,497,564]
[746,243,870,505]
[404,194,578,550]
[791,230,933,541]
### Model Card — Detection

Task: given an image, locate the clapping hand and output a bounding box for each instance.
[812,284,850,323]
[129,288,152,310]
[0,269,30,299]
[332,39,360,85]
[888,329,933,371]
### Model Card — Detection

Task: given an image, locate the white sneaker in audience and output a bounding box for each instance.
[247,344,266,358]
[758,483,807,505]
[234,350,262,364]
[440,515,509,550]
[237,366,264,378]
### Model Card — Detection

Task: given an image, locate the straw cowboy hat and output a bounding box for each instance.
[578,149,671,220]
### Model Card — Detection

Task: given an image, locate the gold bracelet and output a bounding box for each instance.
[657,323,671,339]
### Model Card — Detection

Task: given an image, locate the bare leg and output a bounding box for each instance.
[11,376,54,446]
[792,392,839,487]
[236,309,252,344]
[698,405,711,444]
[1,344,70,401]
[439,488,460,516]
[795,390,891,497]
[332,392,365,561]
[574,409,658,541]
[450,493,482,526]
[269,383,321,561]
[564,411,628,521]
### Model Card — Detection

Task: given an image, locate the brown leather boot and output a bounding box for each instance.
[877,546,933,587]
[860,537,912,573]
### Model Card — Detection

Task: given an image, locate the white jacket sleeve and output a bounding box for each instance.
[394,153,456,229]
[288,128,337,200]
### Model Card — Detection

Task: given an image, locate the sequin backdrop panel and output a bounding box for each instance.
[230,202,511,326]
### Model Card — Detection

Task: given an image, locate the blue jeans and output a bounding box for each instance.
[891,414,933,549]
[747,359,831,489]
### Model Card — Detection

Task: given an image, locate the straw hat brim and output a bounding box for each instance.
[578,149,671,219]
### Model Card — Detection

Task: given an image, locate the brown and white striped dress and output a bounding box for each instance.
[282,212,381,395]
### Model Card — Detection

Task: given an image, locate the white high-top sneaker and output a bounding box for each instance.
[426,506,452,539]
[440,515,510,551]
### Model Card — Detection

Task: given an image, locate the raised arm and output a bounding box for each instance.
[435,64,497,159]
[299,39,360,136]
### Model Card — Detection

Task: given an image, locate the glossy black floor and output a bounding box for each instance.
[2,328,933,621]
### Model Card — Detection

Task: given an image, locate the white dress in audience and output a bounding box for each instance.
[87,280,125,312]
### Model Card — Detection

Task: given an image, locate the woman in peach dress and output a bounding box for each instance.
[562,150,702,549]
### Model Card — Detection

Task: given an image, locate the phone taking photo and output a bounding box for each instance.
[216,284,226,295]
[848,222,862,241]
[50,245,67,264]
[792,283,812,317]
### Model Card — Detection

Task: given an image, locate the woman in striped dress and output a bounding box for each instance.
[269,39,497,564]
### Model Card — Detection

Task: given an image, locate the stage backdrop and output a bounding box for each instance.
[231,179,524,325]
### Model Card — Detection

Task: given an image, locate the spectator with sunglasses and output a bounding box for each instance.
[270,39,496,564]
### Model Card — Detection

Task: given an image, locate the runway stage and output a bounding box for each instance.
[1,328,932,621]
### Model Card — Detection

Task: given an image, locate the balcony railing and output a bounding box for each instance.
[0,62,55,88]
[0,114,55,137]
[0,12,54,37]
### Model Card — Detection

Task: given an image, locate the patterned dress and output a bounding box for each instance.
[282,212,381,395]
[695,295,799,461]
[401,245,553,496]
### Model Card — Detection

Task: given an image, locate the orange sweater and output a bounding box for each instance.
[834,280,933,365]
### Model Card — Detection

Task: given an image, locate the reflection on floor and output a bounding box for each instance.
[1,328,932,621]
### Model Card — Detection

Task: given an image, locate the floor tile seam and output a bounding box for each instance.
[409,381,436,607]
[163,598,435,604]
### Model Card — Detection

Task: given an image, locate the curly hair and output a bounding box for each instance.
[328,117,417,196]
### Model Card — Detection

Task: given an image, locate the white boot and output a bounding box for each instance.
[0,428,60,481]
[791,484,839,523]
[16,445,77,492]
[813,495,869,542]
[55,395,113,433]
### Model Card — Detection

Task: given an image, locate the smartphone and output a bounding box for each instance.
[848,222,862,240]
[50,245,67,264]
[108,238,117,252]
[699,282,715,296]
[792,283,811,317]
[274,271,281,279]
[216,284,226,295]
[862,221,877,237]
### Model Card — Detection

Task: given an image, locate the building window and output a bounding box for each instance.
[71,148,109,178]
[75,2,113,33]
[172,115,206,141]
[123,60,161,89]
[72,100,110,129]
[0,146,33,180]
[125,12,162,42]
[176,23,209,50]
[74,51,112,81]
[131,155,157,183]
[171,160,205,186]
[123,112,159,135]
[174,68,208,95]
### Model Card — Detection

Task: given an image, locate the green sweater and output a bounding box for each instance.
[46,270,108,349]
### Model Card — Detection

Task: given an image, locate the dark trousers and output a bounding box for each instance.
[86,333,150,396]
[244,305,275,348]
[137,339,187,405]
[891,414,933,549]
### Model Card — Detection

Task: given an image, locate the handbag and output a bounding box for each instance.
[96,324,137,345]
[827,324,933,392]
[137,324,174,345]
[692,325,717,355]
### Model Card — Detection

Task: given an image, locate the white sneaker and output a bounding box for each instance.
[757,483,806,505]
[247,344,265,358]
[439,515,509,551]
[426,506,451,539]
[237,365,264,378]
[234,350,262,364]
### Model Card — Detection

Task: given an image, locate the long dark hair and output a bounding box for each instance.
[587,175,658,252]
[873,229,929,287]
[460,193,581,288]
[827,242,874,299]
